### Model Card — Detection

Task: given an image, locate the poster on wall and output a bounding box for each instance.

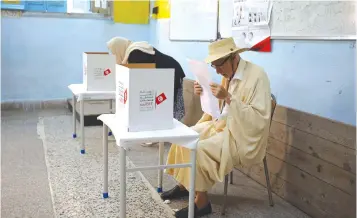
[232,0,273,52]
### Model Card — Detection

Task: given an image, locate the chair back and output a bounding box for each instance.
[270,94,277,127]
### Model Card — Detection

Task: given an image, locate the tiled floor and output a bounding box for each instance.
[1,108,310,218]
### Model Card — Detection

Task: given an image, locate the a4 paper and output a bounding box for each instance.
[188,59,220,119]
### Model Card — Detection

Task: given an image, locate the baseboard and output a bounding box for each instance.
[1,99,68,111]
[1,99,104,127]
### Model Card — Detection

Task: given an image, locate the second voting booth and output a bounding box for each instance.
[83,52,116,92]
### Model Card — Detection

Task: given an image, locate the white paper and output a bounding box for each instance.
[233,24,271,47]
[232,0,272,27]
[232,0,273,48]
[188,59,220,119]
[139,90,155,112]
[94,0,100,8]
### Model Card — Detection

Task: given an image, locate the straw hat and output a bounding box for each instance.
[204,37,248,63]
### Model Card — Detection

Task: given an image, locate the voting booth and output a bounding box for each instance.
[83,52,116,91]
[115,64,174,132]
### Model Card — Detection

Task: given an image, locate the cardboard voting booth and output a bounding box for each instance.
[115,64,174,132]
[83,52,116,91]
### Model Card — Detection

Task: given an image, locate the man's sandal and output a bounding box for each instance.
[175,202,212,218]
[160,185,189,200]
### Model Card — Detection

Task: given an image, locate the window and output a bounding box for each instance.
[25,0,89,13]
[25,1,67,13]
[1,0,25,10]
[67,0,90,13]
[1,0,109,15]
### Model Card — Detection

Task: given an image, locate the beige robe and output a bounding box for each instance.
[166,59,271,192]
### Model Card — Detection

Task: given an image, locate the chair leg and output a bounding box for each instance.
[221,174,229,215]
[263,157,274,207]
[229,171,233,184]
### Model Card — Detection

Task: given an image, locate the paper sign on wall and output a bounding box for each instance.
[232,0,273,52]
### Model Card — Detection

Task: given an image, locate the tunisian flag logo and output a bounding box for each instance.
[156,93,167,105]
[123,89,127,104]
[103,68,111,76]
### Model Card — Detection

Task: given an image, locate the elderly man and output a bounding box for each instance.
[162,37,271,218]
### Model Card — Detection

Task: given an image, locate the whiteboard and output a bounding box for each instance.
[219,0,357,40]
[170,0,219,41]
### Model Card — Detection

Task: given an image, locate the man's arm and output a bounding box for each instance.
[228,77,271,134]
[225,93,232,105]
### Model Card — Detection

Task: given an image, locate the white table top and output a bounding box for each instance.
[68,84,116,101]
[98,114,199,150]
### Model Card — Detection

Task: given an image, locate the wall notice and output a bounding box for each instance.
[139,90,155,112]
[232,0,273,52]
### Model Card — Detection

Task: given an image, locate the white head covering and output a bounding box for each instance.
[106,37,155,64]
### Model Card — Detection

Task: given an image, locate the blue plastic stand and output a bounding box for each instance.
[80,149,85,154]
[157,187,163,193]
[108,132,112,136]
[103,193,109,198]
[72,133,77,138]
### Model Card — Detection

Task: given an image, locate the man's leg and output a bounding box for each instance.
[161,121,213,200]
[174,131,230,217]
[195,192,209,209]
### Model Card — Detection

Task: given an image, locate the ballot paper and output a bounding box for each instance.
[188,59,220,119]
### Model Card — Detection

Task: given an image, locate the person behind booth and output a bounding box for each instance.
[161,38,272,218]
[107,37,186,122]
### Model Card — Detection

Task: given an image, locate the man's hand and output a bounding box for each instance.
[194,81,203,96]
[210,83,229,99]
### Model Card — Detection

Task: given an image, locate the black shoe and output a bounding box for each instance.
[175,202,212,218]
[161,185,189,200]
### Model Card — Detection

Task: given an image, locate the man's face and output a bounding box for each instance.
[211,55,234,79]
